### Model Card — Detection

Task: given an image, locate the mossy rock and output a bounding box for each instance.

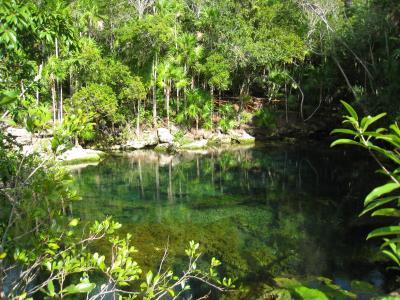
[154,143,171,153]
[179,139,208,150]
[58,147,106,165]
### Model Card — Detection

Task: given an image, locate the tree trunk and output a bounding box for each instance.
[136,99,141,136]
[166,86,170,129]
[51,76,57,126]
[152,55,158,128]
[176,88,180,113]
[210,86,214,129]
[59,82,63,123]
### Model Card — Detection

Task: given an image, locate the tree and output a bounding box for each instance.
[119,76,147,135]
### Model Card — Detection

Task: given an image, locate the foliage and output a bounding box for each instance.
[52,109,95,151]
[177,89,212,130]
[70,83,119,125]
[217,103,238,133]
[0,140,234,299]
[332,101,400,269]
[25,103,52,134]
[255,107,277,129]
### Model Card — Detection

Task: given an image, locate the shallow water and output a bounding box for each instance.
[70,142,385,296]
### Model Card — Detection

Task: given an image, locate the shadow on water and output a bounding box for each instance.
[70,142,386,298]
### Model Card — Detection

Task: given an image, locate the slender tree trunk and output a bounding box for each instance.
[152,54,158,128]
[176,88,180,113]
[59,83,63,123]
[210,86,214,129]
[166,86,170,129]
[136,99,141,136]
[55,38,60,122]
[51,76,57,126]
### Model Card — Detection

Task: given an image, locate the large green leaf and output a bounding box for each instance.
[330,128,358,135]
[361,196,400,216]
[294,286,329,300]
[340,100,358,121]
[0,90,18,106]
[365,183,400,205]
[367,226,400,240]
[330,139,362,148]
[360,113,386,132]
[371,208,400,218]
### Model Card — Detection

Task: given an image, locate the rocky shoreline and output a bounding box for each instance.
[4,126,256,165]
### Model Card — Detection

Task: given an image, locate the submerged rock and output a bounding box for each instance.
[57,146,105,164]
[180,139,208,150]
[154,143,171,152]
[157,128,174,144]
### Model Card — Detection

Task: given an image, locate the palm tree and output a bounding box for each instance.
[157,59,174,128]
[172,66,189,113]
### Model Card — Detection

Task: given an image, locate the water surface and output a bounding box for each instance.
[70,142,384,296]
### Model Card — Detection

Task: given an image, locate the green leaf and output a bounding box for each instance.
[63,282,96,295]
[0,90,18,106]
[360,113,386,132]
[382,249,400,267]
[365,183,400,205]
[361,196,399,216]
[330,139,362,148]
[48,280,55,297]
[371,208,400,218]
[340,100,358,121]
[294,286,329,300]
[146,271,153,285]
[330,128,358,135]
[0,252,6,259]
[367,226,400,240]
[47,242,59,250]
[69,218,79,227]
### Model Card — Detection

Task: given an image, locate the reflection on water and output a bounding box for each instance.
[70,142,383,293]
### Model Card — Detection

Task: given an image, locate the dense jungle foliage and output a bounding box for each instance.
[1,0,400,298]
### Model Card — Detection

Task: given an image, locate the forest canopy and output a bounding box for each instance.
[1,0,399,145]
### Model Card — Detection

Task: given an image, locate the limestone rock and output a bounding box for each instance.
[157,128,174,144]
[208,133,231,145]
[124,131,159,149]
[229,129,256,144]
[6,127,32,145]
[57,146,105,164]
[125,140,147,149]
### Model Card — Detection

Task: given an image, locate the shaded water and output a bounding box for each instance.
[70,142,384,296]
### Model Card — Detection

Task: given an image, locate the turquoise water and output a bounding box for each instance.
[70,142,384,296]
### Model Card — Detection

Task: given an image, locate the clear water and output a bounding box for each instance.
[70,142,384,296]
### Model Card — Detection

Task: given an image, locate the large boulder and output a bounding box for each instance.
[124,140,147,150]
[124,131,159,150]
[6,127,32,145]
[57,146,105,165]
[208,133,232,145]
[157,128,174,144]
